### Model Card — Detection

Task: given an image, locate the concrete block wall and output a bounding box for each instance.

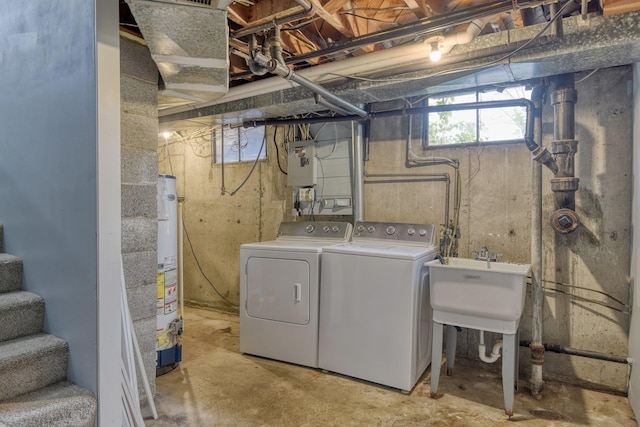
[121,35,158,397]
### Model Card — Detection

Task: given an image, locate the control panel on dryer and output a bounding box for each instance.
[352,221,436,245]
[276,221,353,241]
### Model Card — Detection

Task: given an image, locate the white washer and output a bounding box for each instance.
[240,221,352,368]
[318,221,438,392]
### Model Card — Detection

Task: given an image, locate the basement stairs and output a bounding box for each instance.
[0,223,97,427]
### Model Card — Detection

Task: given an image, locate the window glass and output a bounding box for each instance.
[214,126,266,163]
[426,86,531,147]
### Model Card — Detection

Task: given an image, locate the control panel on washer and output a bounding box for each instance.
[352,221,436,245]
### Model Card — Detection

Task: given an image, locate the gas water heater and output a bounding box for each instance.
[157,175,182,374]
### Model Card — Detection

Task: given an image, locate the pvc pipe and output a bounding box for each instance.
[178,199,185,323]
[530,85,545,397]
[479,330,503,364]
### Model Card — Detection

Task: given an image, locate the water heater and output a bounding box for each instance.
[156,175,182,374]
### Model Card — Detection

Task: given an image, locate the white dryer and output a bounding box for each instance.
[240,221,352,368]
[318,221,438,392]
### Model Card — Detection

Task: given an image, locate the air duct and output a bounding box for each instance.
[126,0,232,109]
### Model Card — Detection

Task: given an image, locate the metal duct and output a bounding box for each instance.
[126,0,231,109]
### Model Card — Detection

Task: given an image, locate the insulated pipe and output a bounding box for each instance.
[530,84,545,399]
[250,51,368,117]
[284,0,557,66]
[230,0,314,39]
[352,121,365,222]
[479,330,503,364]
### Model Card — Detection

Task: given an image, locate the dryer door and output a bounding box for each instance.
[246,257,310,325]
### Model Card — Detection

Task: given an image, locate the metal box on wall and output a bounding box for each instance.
[288,140,317,187]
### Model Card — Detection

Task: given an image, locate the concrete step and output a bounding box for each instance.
[0,254,22,294]
[0,334,68,401]
[0,380,96,427]
[0,292,44,343]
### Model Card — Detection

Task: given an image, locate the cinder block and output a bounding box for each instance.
[121,75,158,118]
[126,283,157,322]
[137,349,157,399]
[122,183,157,219]
[132,316,157,356]
[121,218,157,253]
[121,112,159,151]
[122,147,158,184]
[120,36,158,83]
[123,251,157,289]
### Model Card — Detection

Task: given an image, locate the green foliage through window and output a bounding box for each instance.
[425,86,531,147]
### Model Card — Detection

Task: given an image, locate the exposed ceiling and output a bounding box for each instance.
[119,0,640,130]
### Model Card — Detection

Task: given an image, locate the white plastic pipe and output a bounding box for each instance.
[479,330,503,364]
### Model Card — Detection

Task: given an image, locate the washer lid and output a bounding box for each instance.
[323,241,438,261]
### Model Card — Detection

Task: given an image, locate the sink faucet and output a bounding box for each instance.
[473,245,502,268]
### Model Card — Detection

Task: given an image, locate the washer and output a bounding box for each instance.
[318,221,438,392]
[240,221,352,368]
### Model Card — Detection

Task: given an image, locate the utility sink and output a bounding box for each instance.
[429,258,531,334]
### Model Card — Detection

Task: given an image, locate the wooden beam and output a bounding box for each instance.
[228,3,249,26]
[308,0,355,38]
[248,0,306,27]
[602,0,640,16]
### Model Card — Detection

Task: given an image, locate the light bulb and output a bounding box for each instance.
[162,131,172,139]
[429,42,441,62]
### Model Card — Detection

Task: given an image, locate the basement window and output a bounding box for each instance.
[214,126,267,163]
[424,86,532,148]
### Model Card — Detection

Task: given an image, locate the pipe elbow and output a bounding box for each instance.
[479,342,502,364]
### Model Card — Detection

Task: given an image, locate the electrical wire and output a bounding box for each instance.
[542,279,629,308]
[329,1,575,85]
[575,68,600,84]
[223,128,267,196]
[543,287,630,315]
[273,126,288,175]
[182,221,238,307]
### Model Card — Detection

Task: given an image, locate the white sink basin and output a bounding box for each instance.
[429,258,531,334]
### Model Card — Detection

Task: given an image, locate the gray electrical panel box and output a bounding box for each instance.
[288,140,317,187]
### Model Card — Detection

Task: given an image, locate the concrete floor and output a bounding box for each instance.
[145,307,637,426]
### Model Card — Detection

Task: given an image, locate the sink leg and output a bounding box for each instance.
[445,325,457,375]
[502,333,517,416]
[430,321,443,398]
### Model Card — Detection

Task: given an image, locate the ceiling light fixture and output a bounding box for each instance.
[429,42,441,62]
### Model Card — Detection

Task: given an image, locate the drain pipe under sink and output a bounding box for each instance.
[479,330,503,363]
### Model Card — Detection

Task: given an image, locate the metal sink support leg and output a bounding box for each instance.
[430,321,443,398]
[446,325,457,375]
[502,332,519,417]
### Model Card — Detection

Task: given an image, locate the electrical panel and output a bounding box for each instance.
[287,140,317,187]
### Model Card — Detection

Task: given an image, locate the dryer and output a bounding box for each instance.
[240,221,352,368]
[318,221,438,392]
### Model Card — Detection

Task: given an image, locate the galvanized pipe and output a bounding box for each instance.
[520,340,630,365]
[530,84,545,399]
[230,0,314,39]
[549,74,580,233]
[352,121,365,222]
[250,51,368,117]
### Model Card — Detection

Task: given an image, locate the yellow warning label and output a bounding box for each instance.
[157,271,165,299]
[157,330,169,347]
